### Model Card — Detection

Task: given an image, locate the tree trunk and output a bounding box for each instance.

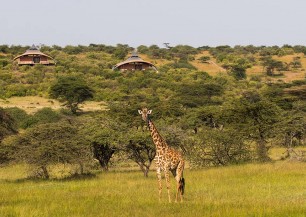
[41,166,49,179]
[92,142,116,171]
[139,164,150,177]
[144,167,149,177]
[98,159,110,171]
[70,103,78,114]
[256,139,270,162]
[79,162,84,174]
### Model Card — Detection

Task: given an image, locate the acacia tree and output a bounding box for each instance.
[49,76,94,114]
[224,91,282,162]
[78,114,121,171]
[125,128,155,177]
[290,56,302,69]
[4,121,91,178]
[222,57,251,80]
[260,56,285,76]
[187,129,251,167]
[108,102,158,177]
[279,101,306,149]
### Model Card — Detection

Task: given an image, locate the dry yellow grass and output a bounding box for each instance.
[247,54,306,82]
[0,96,106,114]
[139,52,227,76]
[273,54,306,82]
[126,51,306,82]
[192,52,306,82]
[191,51,227,75]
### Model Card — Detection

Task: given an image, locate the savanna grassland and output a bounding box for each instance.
[0,161,306,217]
[1,44,306,217]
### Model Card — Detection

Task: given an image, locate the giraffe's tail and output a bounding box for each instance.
[179,177,185,195]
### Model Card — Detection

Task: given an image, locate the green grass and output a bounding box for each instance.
[0,162,306,217]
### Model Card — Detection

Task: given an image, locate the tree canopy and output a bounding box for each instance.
[49,76,94,114]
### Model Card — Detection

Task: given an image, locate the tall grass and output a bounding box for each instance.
[0,162,305,217]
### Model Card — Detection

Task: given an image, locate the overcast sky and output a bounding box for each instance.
[1,0,306,48]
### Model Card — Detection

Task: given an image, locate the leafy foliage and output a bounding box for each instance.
[78,113,122,171]
[22,107,62,129]
[187,129,251,167]
[223,91,283,161]
[125,129,155,177]
[4,107,29,129]
[260,56,287,76]
[49,76,94,114]
[1,44,306,175]
[3,121,91,178]
[0,108,17,141]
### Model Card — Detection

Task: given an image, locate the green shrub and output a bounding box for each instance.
[4,107,29,129]
[198,56,211,63]
[21,108,61,129]
[292,79,306,86]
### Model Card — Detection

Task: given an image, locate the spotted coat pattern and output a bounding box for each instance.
[139,108,185,202]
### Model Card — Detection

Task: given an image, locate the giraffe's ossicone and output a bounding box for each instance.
[138,108,185,202]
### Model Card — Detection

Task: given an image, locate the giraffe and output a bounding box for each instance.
[138,108,185,203]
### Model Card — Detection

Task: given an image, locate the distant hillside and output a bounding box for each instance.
[1,44,306,100]
[137,47,306,83]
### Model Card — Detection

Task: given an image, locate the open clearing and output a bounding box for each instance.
[0,161,305,217]
[0,96,106,114]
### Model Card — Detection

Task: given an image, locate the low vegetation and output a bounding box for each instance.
[0,44,306,173]
[0,44,306,216]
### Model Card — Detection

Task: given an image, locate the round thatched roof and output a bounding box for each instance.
[13,45,54,60]
[113,51,157,71]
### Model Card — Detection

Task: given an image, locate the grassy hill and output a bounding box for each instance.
[139,50,306,82]
[1,44,306,122]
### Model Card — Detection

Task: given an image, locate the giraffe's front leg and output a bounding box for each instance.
[156,167,162,202]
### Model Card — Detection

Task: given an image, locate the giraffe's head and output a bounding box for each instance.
[138,108,152,123]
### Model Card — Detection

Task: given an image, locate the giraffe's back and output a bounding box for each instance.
[160,147,184,170]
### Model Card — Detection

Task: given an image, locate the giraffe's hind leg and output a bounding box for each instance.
[175,160,185,202]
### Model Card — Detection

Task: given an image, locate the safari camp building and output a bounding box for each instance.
[14,45,55,66]
[113,51,157,71]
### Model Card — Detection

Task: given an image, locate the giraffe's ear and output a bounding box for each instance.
[138,110,142,114]
[147,110,152,114]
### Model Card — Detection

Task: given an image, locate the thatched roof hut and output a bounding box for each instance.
[113,51,157,71]
[13,45,55,65]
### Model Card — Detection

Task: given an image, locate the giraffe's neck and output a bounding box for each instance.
[148,120,168,151]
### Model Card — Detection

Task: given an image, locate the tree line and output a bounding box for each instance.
[0,44,306,179]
